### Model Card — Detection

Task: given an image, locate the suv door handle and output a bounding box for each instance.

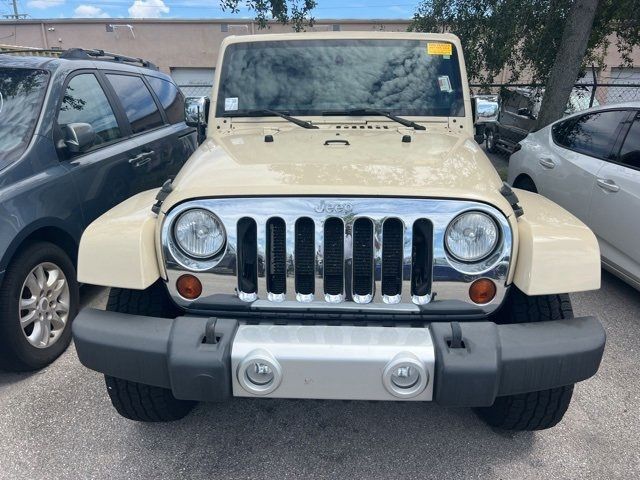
[539,157,556,169]
[596,178,620,193]
[129,151,154,167]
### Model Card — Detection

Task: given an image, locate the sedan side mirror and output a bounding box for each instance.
[64,123,95,154]
[185,96,210,128]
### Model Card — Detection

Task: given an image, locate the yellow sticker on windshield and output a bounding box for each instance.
[427,43,453,56]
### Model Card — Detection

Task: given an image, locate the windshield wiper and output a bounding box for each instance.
[223,109,318,129]
[322,108,426,130]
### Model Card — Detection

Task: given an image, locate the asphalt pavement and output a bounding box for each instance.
[0,270,639,480]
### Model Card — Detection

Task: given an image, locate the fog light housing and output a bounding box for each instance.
[390,365,420,389]
[237,350,282,395]
[382,353,428,399]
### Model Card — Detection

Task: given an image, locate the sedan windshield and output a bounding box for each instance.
[216,39,465,118]
[0,67,49,166]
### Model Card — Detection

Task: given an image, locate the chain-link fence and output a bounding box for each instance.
[471,72,640,113]
[178,84,213,97]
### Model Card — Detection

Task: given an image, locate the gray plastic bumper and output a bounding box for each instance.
[73,309,605,406]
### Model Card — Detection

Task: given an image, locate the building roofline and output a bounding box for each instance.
[0,18,412,26]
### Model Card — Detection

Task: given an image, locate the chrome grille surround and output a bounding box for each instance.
[161,197,513,314]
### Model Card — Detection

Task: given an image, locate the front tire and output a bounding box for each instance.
[104,282,194,422]
[477,386,574,431]
[476,288,575,430]
[0,242,79,371]
[105,375,196,422]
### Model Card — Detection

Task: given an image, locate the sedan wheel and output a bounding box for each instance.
[19,262,71,349]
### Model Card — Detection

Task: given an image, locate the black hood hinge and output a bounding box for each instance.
[151,178,174,215]
[500,182,524,218]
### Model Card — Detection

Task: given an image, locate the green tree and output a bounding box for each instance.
[220,0,318,31]
[411,0,640,127]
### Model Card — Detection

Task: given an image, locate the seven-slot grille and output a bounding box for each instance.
[236,216,433,304]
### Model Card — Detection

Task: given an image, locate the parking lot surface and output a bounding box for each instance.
[0,272,638,480]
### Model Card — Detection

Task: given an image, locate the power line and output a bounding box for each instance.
[2,0,27,19]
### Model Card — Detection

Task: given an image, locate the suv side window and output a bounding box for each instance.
[619,115,640,170]
[146,76,185,124]
[551,110,629,159]
[106,74,164,134]
[58,73,122,147]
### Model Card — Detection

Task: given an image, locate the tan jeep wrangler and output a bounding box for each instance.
[73,32,606,430]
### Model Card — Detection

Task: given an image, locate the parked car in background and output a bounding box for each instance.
[484,86,598,154]
[0,49,197,371]
[508,102,640,290]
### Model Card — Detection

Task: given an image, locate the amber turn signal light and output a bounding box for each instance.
[469,278,497,304]
[176,274,202,299]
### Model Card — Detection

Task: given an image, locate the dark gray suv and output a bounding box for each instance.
[0,49,197,371]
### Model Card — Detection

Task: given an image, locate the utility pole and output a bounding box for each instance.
[3,0,28,19]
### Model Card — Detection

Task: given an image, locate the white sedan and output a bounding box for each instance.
[508,101,640,290]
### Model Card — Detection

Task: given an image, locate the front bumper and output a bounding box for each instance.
[73,309,605,407]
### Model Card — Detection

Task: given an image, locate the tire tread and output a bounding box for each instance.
[477,287,575,430]
[105,375,195,422]
[103,282,192,422]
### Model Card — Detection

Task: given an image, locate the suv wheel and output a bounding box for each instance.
[486,129,499,153]
[0,242,79,371]
[103,282,194,422]
[475,287,575,430]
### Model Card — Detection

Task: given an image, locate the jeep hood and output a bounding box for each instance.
[163,127,513,216]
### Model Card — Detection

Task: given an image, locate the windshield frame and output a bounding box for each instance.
[211,34,470,127]
[0,66,50,168]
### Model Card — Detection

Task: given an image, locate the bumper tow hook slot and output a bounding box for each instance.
[448,322,465,349]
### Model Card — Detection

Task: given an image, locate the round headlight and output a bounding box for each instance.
[446,212,499,262]
[174,209,225,259]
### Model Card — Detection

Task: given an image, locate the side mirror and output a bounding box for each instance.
[185,96,210,128]
[64,123,95,154]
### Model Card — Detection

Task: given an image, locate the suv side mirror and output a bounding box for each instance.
[64,123,95,154]
[185,96,210,128]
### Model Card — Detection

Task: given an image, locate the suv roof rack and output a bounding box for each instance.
[60,48,158,70]
[0,46,157,70]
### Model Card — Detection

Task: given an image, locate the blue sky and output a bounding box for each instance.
[6,0,417,21]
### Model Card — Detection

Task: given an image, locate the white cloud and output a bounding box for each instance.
[73,5,110,18]
[128,0,169,18]
[26,0,64,9]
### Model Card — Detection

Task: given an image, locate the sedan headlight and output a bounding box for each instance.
[445,212,499,262]
[173,209,225,259]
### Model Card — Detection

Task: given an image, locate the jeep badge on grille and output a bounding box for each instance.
[314,201,354,214]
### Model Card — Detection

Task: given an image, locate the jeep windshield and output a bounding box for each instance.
[0,67,49,167]
[216,39,465,119]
